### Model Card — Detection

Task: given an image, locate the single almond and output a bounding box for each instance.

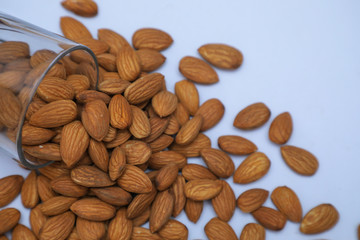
[0,87,22,128]
[39,165,70,180]
[240,223,266,240]
[30,205,47,238]
[0,175,24,207]
[109,146,126,181]
[116,46,141,81]
[105,129,132,149]
[212,180,236,222]
[103,126,117,142]
[98,78,131,95]
[98,28,131,55]
[152,90,178,117]
[164,114,180,135]
[0,41,29,64]
[179,56,219,84]
[76,90,111,104]
[171,175,186,217]
[200,148,234,178]
[76,217,106,240]
[117,165,152,194]
[76,37,109,55]
[184,179,222,201]
[108,208,133,240]
[51,174,88,197]
[12,224,37,240]
[129,105,151,138]
[37,175,56,202]
[149,189,174,233]
[88,139,109,172]
[21,170,38,208]
[132,28,173,51]
[174,102,190,126]
[136,48,166,72]
[97,53,117,72]
[155,163,178,191]
[149,134,174,152]
[131,227,162,240]
[41,196,78,216]
[126,184,157,219]
[144,116,170,143]
[148,150,187,169]
[109,94,133,129]
[300,203,339,234]
[252,207,287,231]
[39,211,75,240]
[204,217,238,240]
[21,124,56,146]
[280,145,319,176]
[91,187,132,206]
[170,133,211,157]
[182,164,217,181]
[198,43,243,69]
[66,74,90,95]
[37,77,74,102]
[23,143,62,161]
[60,16,92,41]
[60,120,90,168]
[0,70,26,92]
[61,0,98,17]
[269,112,293,144]
[175,115,203,145]
[70,198,116,221]
[185,198,203,223]
[233,152,271,184]
[174,79,199,115]
[196,98,225,131]
[25,97,47,120]
[121,140,151,166]
[158,219,188,240]
[30,49,57,67]
[233,102,271,130]
[71,165,114,187]
[218,135,257,155]
[237,188,269,213]
[271,186,302,222]
[0,208,21,235]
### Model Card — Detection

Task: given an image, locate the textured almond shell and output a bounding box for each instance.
[300,204,339,234]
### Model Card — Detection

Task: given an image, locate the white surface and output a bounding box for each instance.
[2,0,360,239]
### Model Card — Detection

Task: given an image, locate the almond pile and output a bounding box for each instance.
[0,10,341,240]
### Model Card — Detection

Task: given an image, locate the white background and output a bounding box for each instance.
[2,0,360,239]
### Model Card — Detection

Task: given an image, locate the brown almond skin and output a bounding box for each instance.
[41,196,77,216]
[152,90,178,117]
[196,98,225,131]
[132,28,173,51]
[233,152,271,184]
[76,90,111,104]
[184,179,222,201]
[0,87,22,129]
[51,174,88,197]
[174,102,190,126]
[66,74,90,95]
[12,224,37,240]
[271,186,302,222]
[88,139,109,172]
[175,80,199,115]
[109,94,132,129]
[30,205,47,238]
[136,48,166,72]
[0,41,29,64]
[126,184,157,219]
[21,124,56,146]
[233,102,271,129]
[170,133,211,157]
[252,207,287,231]
[61,0,98,17]
[0,175,24,207]
[108,208,133,240]
[37,175,56,202]
[218,135,257,155]
[98,78,130,95]
[149,134,174,152]
[155,163,178,191]
[149,189,174,233]
[148,151,187,169]
[179,56,219,84]
[131,227,162,240]
[0,208,20,235]
[129,105,151,138]
[185,198,203,223]
[109,146,126,181]
[205,217,238,240]
[200,148,234,178]
[76,217,106,240]
[38,163,70,180]
[30,50,57,68]
[60,16,92,41]
[237,188,269,213]
[182,164,217,181]
[198,43,243,69]
[71,165,114,187]
[98,28,131,55]
[240,223,266,240]
[23,143,62,161]
[269,112,293,144]
[133,207,150,227]
[144,116,170,143]
[37,77,75,102]
[39,211,75,240]
[280,145,319,176]
[117,165,152,194]
[171,175,186,217]
[158,219,188,240]
[70,198,116,221]
[300,204,339,234]
[21,170,39,208]
[211,180,236,222]
[116,46,141,81]
[175,115,203,145]
[91,187,132,206]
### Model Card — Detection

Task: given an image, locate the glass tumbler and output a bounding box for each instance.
[0,12,98,169]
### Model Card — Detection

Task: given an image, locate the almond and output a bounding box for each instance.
[41,196,77,216]
[174,79,199,115]
[129,105,151,138]
[198,43,243,69]
[51,174,88,197]
[218,135,257,155]
[21,170,38,208]
[252,207,287,230]
[23,143,62,161]
[233,152,271,184]
[184,179,222,201]
[171,175,186,217]
[0,41,29,64]
[37,175,56,202]
[105,129,132,149]
[98,28,131,55]
[60,120,90,168]
[124,72,164,104]
[150,189,174,233]
[200,148,234,178]
[116,46,141,81]
[77,37,109,55]
[212,180,236,222]
[76,217,106,240]
[98,78,131,95]
[164,114,180,135]
[97,53,117,71]
[149,134,174,152]
[179,56,219,84]
[39,165,70,180]
[148,151,187,169]
[175,115,203,145]
[132,28,173,51]
[126,184,157,219]
[240,223,266,240]
[91,187,132,206]
[269,112,293,144]
[204,217,237,240]
[4,58,31,72]
[60,16,92,41]
[0,70,26,92]
[109,94,132,129]
[237,188,269,213]
[109,146,126,181]
[131,227,162,240]
[103,126,117,142]
[30,49,57,68]
[108,208,133,240]
[271,186,302,222]
[136,48,166,72]
[30,205,47,238]
[144,116,170,143]
[29,100,77,128]
[281,145,319,176]
[182,164,218,181]
[12,224,37,240]
[88,139,109,172]
[67,228,80,240]
[121,140,151,165]
[37,77,75,102]
[133,207,150,227]
[300,203,339,234]
[117,165,152,194]
[152,90,178,117]
[61,0,98,17]
[62,56,79,76]
[0,208,20,235]
[158,219,188,240]
[76,90,111,104]
[155,163,178,191]
[39,211,75,240]
[170,133,211,157]
[21,124,56,146]
[233,102,271,129]
[196,98,225,131]
[185,198,203,223]
[81,99,110,141]
[0,175,24,207]
[71,198,116,221]
[0,87,22,128]
[174,102,190,126]
[71,165,114,187]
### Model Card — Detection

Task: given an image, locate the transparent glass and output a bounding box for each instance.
[0,12,98,169]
